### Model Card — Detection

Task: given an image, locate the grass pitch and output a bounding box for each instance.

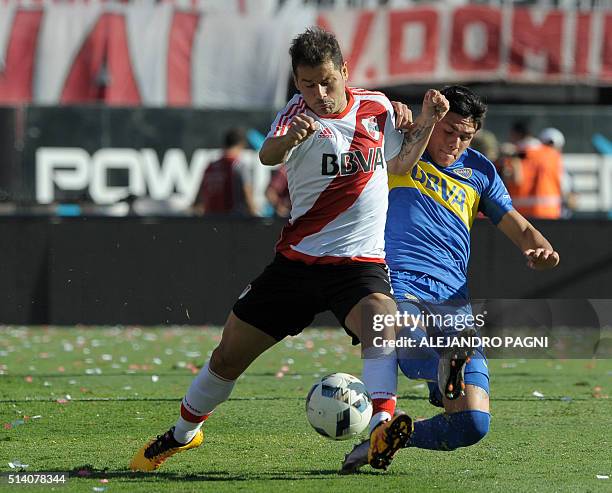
[0,326,610,492]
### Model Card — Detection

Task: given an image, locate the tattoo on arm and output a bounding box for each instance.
[396,120,433,162]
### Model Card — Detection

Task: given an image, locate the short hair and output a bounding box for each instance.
[289,27,344,75]
[440,85,487,130]
[223,127,247,149]
[511,120,530,139]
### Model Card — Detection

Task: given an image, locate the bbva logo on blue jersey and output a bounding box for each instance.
[412,165,467,211]
[322,147,384,176]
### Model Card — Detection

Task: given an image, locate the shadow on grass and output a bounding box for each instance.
[0,394,594,404]
[37,465,395,482]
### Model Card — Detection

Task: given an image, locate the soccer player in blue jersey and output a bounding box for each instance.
[342,85,560,472]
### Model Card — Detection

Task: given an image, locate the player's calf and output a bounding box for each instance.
[404,409,490,451]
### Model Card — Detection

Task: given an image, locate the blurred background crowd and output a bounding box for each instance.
[0,0,610,220]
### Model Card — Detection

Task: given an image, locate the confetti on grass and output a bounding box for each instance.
[8,461,29,469]
[4,416,38,430]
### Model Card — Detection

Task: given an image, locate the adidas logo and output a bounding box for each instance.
[317,127,334,139]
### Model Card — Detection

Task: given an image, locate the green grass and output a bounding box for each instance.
[0,326,611,492]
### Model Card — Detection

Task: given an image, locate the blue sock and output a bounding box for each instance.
[407,410,490,451]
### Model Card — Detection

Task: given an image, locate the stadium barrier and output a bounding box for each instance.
[0,216,610,326]
[0,105,611,215]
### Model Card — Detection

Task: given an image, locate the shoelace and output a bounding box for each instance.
[144,432,173,459]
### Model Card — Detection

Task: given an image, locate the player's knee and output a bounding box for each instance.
[348,294,396,344]
[449,410,490,449]
[351,294,395,323]
[210,345,244,380]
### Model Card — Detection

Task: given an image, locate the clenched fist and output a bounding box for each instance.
[287,113,319,146]
[421,89,449,125]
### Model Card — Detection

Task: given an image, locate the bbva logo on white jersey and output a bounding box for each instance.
[322,147,385,176]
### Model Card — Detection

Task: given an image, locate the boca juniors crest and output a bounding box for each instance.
[452,167,473,179]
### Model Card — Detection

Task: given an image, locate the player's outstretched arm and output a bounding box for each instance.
[387,89,449,175]
[497,210,561,270]
[259,113,318,165]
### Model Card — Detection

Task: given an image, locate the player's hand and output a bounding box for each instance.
[421,89,449,125]
[391,101,413,132]
[524,248,560,270]
[286,113,319,146]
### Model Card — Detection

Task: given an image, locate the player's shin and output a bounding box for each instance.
[361,347,398,432]
[173,361,236,444]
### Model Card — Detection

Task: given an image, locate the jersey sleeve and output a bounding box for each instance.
[478,160,514,225]
[266,94,305,139]
[383,100,403,162]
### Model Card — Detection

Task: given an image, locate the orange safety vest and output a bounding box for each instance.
[511,145,562,219]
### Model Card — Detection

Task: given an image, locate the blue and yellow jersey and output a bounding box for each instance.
[385,148,513,293]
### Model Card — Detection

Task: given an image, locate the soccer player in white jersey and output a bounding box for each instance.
[130,27,449,472]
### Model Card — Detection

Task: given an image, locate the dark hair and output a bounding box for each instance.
[289,27,344,75]
[440,85,487,130]
[223,127,247,149]
[510,120,530,139]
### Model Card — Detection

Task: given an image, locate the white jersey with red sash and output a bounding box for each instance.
[267,87,403,264]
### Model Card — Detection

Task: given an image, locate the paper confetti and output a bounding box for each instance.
[8,461,29,469]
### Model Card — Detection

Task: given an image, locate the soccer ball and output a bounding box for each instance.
[305,372,372,440]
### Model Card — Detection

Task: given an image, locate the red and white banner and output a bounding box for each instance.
[0,2,312,107]
[0,3,610,108]
[321,5,612,87]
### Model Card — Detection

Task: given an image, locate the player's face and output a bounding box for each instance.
[294,60,348,116]
[427,112,477,167]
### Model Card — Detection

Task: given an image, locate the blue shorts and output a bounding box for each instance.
[391,271,490,395]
